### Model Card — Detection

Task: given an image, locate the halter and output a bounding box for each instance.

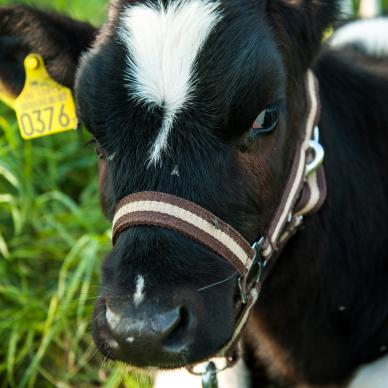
[111,71,326,387]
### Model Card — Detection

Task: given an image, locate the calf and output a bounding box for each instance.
[1,1,387,387]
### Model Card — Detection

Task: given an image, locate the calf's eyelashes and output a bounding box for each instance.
[239,103,281,152]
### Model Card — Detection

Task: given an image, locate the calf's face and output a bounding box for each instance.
[76,0,288,368]
[0,0,336,370]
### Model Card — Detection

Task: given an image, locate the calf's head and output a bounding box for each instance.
[0,0,337,369]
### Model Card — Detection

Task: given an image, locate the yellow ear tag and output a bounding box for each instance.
[14,54,78,140]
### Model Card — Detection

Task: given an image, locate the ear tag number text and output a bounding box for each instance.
[14,54,78,140]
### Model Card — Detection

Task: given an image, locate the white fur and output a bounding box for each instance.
[330,18,388,58]
[107,339,120,349]
[119,0,222,165]
[106,306,121,331]
[107,311,148,336]
[133,274,145,307]
[153,359,249,388]
[348,353,388,388]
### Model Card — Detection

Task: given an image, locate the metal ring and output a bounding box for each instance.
[202,362,219,388]
[188,358,230,376]
[305,140,324,177]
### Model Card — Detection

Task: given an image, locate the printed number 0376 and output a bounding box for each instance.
[20,104,70,136]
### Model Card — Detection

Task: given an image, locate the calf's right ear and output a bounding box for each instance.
[0,5,98,99]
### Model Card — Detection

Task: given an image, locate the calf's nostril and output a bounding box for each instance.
[151,306,184,338]
[162,306,192,352]
[102,302,194,356]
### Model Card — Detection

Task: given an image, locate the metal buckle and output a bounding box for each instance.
[189,359,231,387]
[305,126,324,177]
[201,361,219,388]
[237,237,266,304]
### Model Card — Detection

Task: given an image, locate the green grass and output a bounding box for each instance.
[0,103,152,387]
[0,0,388,387]
[0,0,108,24]
[0,1,151,387]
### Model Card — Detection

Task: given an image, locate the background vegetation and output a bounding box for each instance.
[0,1,151,387]
[0,0,387,387]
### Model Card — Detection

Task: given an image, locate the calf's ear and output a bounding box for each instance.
[0,5,98,98]
[268,0,339,69]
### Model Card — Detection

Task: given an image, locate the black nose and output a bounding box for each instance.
[95,298,196,366]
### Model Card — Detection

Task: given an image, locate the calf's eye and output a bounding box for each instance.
[252,104,279,135]
[239,104,280,152]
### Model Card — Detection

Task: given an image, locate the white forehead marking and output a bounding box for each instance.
[119,0,222,165]
[133,274,145,307]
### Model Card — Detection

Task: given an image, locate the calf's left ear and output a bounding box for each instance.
[0,5,98,98]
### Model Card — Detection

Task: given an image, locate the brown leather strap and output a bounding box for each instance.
[113,191,256,276]
[261,70,324,259]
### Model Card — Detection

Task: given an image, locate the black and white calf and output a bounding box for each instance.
[1,1,388,387]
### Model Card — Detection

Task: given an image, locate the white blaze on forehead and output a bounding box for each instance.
[133,274,145,306]
[119,0,222,165]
